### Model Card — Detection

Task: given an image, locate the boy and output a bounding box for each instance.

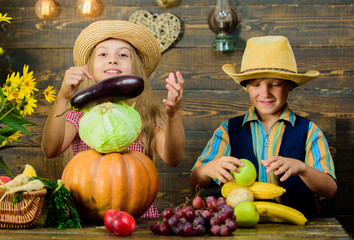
[190,36,337,217]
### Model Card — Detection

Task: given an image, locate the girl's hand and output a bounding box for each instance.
[261,156,307,182]
[59,65,92,100]
[203,156,245,184]
[163,71,184,117]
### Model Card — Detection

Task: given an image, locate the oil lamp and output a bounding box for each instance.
[208,0,237,52]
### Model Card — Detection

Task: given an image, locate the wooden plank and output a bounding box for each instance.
[1,47,352,90]
[0,5,353,48]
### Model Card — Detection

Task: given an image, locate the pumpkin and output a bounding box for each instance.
[61,149,159,223]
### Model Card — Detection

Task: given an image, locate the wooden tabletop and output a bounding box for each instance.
[0,218,351,240]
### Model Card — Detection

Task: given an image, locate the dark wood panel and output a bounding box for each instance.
[1,47,353,91]
[1,5,353,48]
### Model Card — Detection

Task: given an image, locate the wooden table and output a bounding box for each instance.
[0,218,351,239]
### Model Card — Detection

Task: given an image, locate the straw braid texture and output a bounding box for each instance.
[73,20,161,77]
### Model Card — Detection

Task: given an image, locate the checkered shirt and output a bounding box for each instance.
[66,110,159,218]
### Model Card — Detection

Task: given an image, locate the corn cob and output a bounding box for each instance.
[254,201,308,226]
[221,182,286,199]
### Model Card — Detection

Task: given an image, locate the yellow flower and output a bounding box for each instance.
[3,72,22,99]
[43,85,56,103]
[20,97,38,116]
[21,64,38,96]
[0,47,4,56]
[0,13,11,23]
[0,131,22,147]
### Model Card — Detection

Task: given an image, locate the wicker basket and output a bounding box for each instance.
[0,188,47,229]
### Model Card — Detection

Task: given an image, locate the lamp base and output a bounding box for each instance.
[213,33,235,52]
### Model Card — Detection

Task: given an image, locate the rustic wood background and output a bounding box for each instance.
[0,0,353,223]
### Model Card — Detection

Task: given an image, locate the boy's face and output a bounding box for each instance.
[247,78,293,121]
[92,39,133,82]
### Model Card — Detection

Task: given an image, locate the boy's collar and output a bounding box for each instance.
[242,104,296,126]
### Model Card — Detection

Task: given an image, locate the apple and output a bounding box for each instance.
[0,175,12,185]
[110,211,136,236]
[233,201,259,227]
[230,158,257,187]
[103,209,119,232]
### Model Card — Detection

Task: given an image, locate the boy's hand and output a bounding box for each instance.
[261,156,307,182]
[203,156,245,184]
[163,71,184,117]
[59,65,92,100]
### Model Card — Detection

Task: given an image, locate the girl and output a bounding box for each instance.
[190,36,336,217]
[42,20,185,218]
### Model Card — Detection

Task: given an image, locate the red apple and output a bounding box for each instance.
[0,175,12,185]
[103,209,119,232]
[110,211,136,236]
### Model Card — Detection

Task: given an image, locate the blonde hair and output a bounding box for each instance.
[78,40,164,163]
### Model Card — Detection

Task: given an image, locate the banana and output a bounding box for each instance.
[254,201,308,226]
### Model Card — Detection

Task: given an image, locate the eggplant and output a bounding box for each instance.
[70,75,144,110]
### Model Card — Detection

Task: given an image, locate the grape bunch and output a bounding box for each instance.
[151,195,237,236]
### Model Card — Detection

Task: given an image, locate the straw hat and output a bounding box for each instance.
[222,36,319,87]
[73,20,161,77]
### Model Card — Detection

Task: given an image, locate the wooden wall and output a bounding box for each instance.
[0,0,353,219]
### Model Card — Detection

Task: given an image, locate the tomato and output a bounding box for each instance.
[111,211,136,236]
[0,176,12,184]
[103,209,119,232]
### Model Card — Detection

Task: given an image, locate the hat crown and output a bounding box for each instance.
[241,36,298,74]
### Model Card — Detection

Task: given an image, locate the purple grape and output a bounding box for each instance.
[185,209,196,221]
[159,222,170,235]
[200,209,213,221]
[219,212,229,223]
[225,219,237,232]
[210,216,220,226]
[183,222,196,236]
[162,208,174,219]
[192,196,205,209]
[220,224,231,236]
[217,197,227,205]
[150,222,160,234]
[172,223,184,236]
[167,215,179,227]
[221,205,234,218]
[210,224,221,236]
[205,196,218,211]
[193,216,205,226]
[194,224,206,236]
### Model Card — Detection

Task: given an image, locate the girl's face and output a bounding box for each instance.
[92,39,133,82]
[247,78,293,121]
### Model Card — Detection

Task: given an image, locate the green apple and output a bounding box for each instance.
[230,158,257,187]
[234,201,259,227]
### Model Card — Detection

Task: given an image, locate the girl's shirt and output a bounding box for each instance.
[193,104,336,186]
[65,109,159,218]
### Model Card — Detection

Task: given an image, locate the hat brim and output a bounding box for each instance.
[74,20,161,77]
[222,64,319,87]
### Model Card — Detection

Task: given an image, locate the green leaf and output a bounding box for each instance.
[0,116,31,135]
[0,155,14,178]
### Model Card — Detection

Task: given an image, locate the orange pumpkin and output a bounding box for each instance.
[61,149,159,223]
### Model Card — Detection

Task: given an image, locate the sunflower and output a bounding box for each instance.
[43,85,56,103]
[0,131,22,147]
[21,64,38,96]
[20,97,38,116]
[0,13,12,23]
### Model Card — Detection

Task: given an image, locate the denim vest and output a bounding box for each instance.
[228,115,317,217]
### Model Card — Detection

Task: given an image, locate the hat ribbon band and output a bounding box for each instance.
[241,68,296,74]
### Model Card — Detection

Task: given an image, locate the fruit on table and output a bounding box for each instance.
[104,210,136,236]
[221,181,286,199]
[226,187,254,208]
[233,201,259,227]
[151,195,237,236]
[0,175,12,185]
[61,149,159,223]
[230,159,257,187]
[254,201,308,225]
[22,164,37,178]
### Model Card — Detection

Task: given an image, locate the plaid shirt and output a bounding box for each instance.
[66,110,159,218]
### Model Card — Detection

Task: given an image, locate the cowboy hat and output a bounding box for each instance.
[222,36,319,87]
[73,20,161,77]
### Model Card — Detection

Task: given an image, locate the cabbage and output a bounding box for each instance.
[79,102,141,153]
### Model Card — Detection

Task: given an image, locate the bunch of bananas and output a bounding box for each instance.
[221,182,308,226]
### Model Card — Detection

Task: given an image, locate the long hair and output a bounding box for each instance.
[79,41,165,163]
